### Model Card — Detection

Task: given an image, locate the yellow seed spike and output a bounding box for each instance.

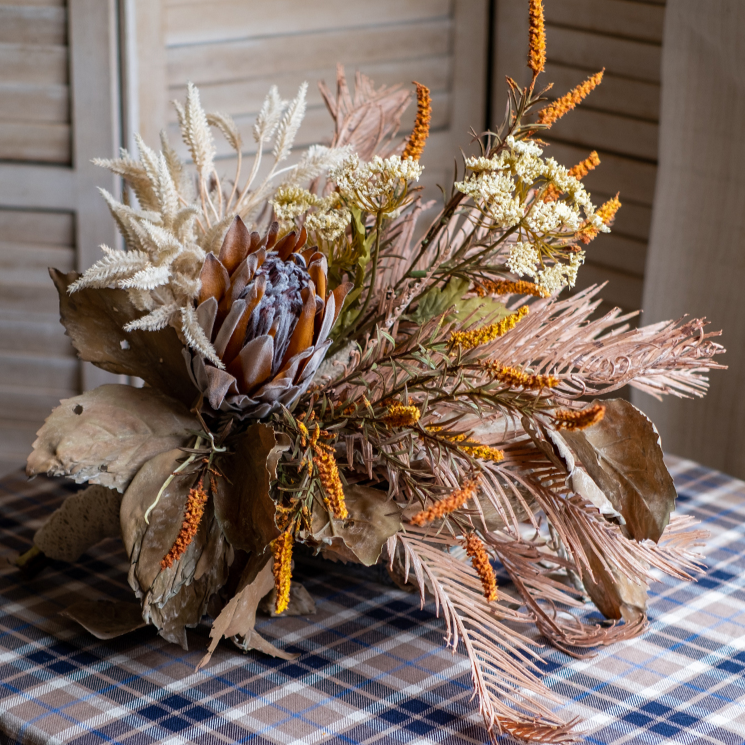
[474,279,549,298]
[482,361,559,390]
[528,0,546,77]
[402,82,432,161]
[537,70,604,127]
[449,306,529,351]
[313,447,348,519]
[577,192,621,244]
[381,402,421,428]
[271,532,294,615]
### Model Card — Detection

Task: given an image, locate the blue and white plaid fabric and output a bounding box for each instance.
[0,455,744,744]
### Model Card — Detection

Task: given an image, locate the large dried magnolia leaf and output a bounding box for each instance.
[579,537,647,623]
[311,484,402,566]
[198,556,297,670]
[60,599,147,639]
[214,424,292,555]
[51,269,196,407]
[562,399,677,543]
[34,484,121,562]
[27,385,197,493]
[121,449,230,649]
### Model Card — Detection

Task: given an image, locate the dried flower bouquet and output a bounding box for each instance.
[21,2,725,741]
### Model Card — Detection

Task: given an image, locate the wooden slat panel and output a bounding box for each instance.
[0,84,69,123]
[0,242,74,270]
[0,0,64,6]
[545,26,661,82]
[545,0,664,44]
[0,6,66,45]
[544,63,659,121]
[548,108,658,161]
[0,352,79,390]
[0,420,47,462]
[0,285,61,315]
[0,209,74,245]
[0,387,73,422]
[167,19,451,87]
[0,316,73,356]
[585,234,647,276]
[0,121,70,163]
[574,263,643,310]
[0,43,68,85]
[168,56,451,122]
[166,0,450,45]
[548,142,657,205]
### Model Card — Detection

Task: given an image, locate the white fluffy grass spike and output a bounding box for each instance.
[273,82,308,164]
[253,85,285,144]
[68,247,150,292]
[123,304,180,332]
[181,304,223,368]
[182,82,216,176]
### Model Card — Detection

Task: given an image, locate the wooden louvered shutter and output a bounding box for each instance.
[493,0,665,315]
[126,0,490,208]
[0,0,120,476]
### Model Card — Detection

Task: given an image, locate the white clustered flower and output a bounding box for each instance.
[330,154,423,215]
[305,209,351,242]
[506,242,540,278]
[536,251,586,294]
[524,200,582,234]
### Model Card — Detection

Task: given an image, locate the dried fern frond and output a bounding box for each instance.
[390,531,578,743]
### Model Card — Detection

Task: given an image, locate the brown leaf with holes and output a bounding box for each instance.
[27,385,198,493]
[51,269,197,407]
[562,399,677,543]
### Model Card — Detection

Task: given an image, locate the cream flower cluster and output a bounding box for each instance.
[455,135,609,236]
[506,241,586,294]
[272,185,351,242]
[329,154,423,216]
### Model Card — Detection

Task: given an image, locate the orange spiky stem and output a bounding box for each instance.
[411,478,479,526]
[482,361,559,390]
[555,403,606,431]
[474,279,549,298]
[537,71,604,127]
[161,479,209,570]
[464,533,498,602]
[314,445,348,519]
[528,0,546,77]
[402,82,431,161]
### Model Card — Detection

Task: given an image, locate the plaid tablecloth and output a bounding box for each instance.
[1,456,744,745]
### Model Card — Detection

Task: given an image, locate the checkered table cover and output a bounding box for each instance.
[1,456,745,745]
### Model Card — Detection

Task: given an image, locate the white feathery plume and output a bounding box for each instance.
[155,152,179,228]
[207,111,242,153]
[123,304,179,332]
[67,246,150,292]
[285,144,353,184]
[253,85,285,144]
[180,82,216,176]
[141,221,183,261]
[181,305,223,368]
[159,130,185,193]
[120,264,172,291]
[172,205,200,241]
[273,82,308,164]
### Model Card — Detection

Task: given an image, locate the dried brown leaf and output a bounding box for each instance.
[198,556,296,670]
[214,424,292,555]
[28,385,197,493]
[312,484,402,566]
[562,399,676,542]
[34,484,121,562]
[60,599,147,640]
[51,269,197,407]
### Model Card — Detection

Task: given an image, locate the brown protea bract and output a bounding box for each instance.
[188,216,352,417]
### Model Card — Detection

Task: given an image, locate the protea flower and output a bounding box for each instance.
[186,216,350,418]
